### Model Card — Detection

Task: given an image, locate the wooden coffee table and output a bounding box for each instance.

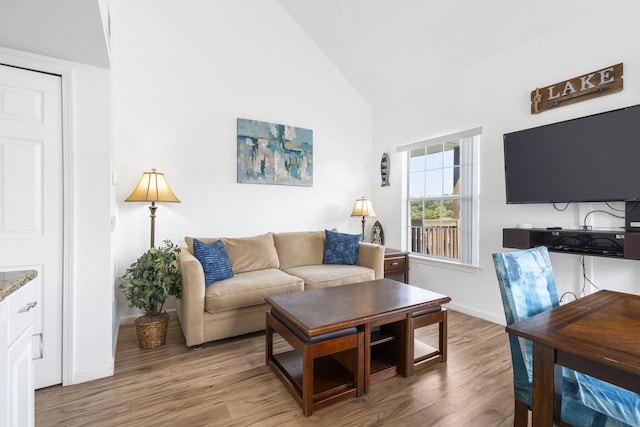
[265,278,451,415]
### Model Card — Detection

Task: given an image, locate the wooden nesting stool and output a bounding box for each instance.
[265,310,364,416]
[406,306,448,375]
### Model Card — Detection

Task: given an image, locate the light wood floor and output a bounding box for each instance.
[36,310,516,426]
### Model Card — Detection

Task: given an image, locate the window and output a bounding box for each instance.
[398,127,481,266]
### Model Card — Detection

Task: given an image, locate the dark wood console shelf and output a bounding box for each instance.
[503,228,640,260]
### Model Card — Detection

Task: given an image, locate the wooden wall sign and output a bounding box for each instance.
[531,63,623,114]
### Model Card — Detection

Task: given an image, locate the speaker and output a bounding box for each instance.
[625,201,640,231]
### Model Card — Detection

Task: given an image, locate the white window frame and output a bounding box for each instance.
[397,127,481,267]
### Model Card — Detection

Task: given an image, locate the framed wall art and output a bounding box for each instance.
[237,118,313,186]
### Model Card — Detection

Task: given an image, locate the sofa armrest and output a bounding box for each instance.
[176,250,205,347]
[357,242,385,279]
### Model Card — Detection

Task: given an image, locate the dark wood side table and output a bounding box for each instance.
[384,248,409,283]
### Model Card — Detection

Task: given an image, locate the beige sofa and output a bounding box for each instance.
[176,230,384,347]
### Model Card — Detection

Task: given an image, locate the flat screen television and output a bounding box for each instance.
[503,104,640,204]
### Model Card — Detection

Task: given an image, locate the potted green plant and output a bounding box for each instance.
[119,239,182,349]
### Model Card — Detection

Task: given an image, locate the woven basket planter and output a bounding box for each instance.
[135,312,170,349]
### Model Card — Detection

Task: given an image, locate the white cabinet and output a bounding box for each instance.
[1,280,36,427]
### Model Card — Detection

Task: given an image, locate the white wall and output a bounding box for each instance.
[111,0,374,322]
[373,1,640,324]
[67,65,114,383]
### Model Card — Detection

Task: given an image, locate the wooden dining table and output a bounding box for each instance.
[505,290,640,426]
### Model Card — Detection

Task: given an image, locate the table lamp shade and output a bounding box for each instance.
[351,197,376,242]
[125,169,180,203]
[351,197,376,218]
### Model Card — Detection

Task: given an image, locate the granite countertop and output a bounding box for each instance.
[0,270,38,302]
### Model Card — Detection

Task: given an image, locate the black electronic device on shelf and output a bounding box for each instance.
[625,201,640,231]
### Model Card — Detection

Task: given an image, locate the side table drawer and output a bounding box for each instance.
[383,249,410,283]
[384,257,406,273]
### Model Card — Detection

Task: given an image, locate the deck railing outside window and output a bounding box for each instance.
[410,219,460,259]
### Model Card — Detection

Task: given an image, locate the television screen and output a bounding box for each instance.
[503,104,640,204]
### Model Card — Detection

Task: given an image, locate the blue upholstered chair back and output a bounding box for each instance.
[492,246,558,406]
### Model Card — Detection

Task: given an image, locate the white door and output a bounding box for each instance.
[0,64,63,389]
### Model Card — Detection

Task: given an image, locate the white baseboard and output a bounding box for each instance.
[112,319,120,359]
[446,302,505,326]
[71,362,115,385]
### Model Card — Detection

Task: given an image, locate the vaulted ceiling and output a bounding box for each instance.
[0,0,590,110]
[277,0,585,107]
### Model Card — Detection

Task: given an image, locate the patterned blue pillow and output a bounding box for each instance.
[323,230,360,265]
[192,239,234,286]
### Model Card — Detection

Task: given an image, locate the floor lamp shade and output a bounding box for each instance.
[351,196,376,241]
[125,169,180,247]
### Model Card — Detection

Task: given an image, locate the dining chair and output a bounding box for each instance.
[492,246,640,427]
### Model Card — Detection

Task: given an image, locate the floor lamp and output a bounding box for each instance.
[125,169,180,248]
[351,196,376,242]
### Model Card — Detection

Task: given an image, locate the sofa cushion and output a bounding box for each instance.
[222,233,280,273]
[283,264,374,290]
[185,236,211,253]
[273,230,325,269]
[204,268,303,313]
[192,239,234,285]
[186,233,280,274]
[323,229,360,265]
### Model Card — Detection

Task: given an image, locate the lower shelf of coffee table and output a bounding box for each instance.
[414,340,439,361]
[370,331,402,385]
[370,358,399,385]
[271,350,357,402]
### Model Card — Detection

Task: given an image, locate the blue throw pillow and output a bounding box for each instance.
[323,230,360,265]
[192,239,234,286]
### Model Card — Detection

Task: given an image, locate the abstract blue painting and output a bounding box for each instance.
[237,118,313,186]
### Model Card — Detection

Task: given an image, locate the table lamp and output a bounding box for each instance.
[351,196,376,242]
[125,169,180,247]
